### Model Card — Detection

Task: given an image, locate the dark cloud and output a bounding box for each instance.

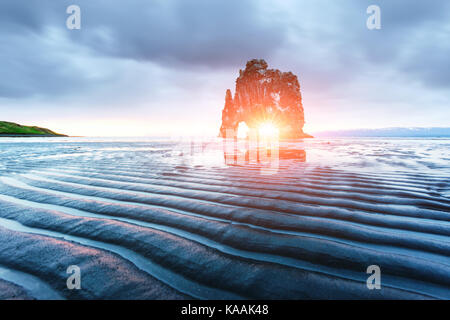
[343,0,450,87]
[1,0,287,67]
[0,0,449,105]
[0,0,289,99]
[269,0,450,92]
[77,0,287,68]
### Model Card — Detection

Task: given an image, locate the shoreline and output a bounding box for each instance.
[0,134,68,137]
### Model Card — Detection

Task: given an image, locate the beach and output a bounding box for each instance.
[0,137,449,299]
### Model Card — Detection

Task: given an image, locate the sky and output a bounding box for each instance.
[0,0,449,137]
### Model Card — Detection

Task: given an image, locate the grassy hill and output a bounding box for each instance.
[0,121,67,136]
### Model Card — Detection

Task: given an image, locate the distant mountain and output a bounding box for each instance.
[0,121,67,137]
[313,127,450,138]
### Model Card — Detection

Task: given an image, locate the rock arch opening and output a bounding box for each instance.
[236,121,249,139]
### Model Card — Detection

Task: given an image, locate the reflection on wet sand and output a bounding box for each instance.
[223,138,306,167]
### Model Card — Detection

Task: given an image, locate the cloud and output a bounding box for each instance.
[0,0,289,100]
[79,0,288,68]
[0,0,449,134]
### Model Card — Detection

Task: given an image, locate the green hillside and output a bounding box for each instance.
[0,121,67,136]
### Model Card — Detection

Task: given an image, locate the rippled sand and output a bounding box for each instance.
[0,137,449,299]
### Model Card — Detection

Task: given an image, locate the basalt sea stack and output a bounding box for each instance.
[219,59,312,139]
